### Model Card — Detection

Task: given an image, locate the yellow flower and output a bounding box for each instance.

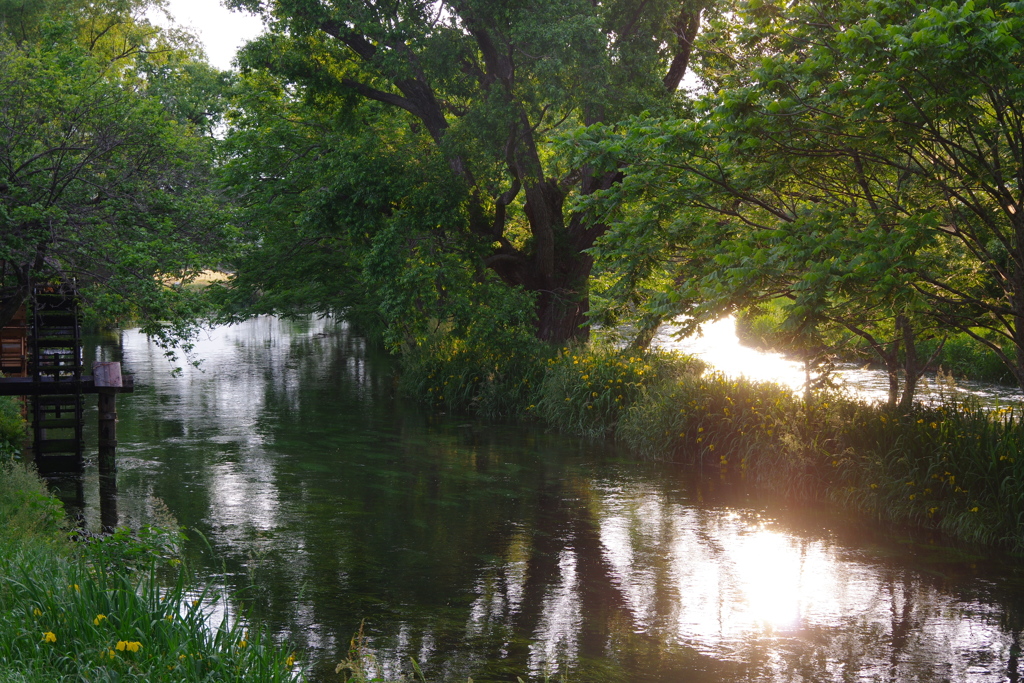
[286,654,296,668]
[239,640,248,648]
[33,608,42,617]
[43,632,56,643]
[971,506,980,513]
[93,614,106,626]
[108,649,116,658]
[165,614,174,622]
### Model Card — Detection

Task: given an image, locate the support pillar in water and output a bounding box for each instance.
[94,363,121,531]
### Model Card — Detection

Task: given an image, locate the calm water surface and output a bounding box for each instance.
[65,317,1024,682]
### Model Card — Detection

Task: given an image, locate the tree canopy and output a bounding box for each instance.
[566,0,1024,401]
[0,0,233,344]
[219,0,712,346]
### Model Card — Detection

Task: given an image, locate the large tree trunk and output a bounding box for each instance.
[316,2,703,346]
[535,250,593,343]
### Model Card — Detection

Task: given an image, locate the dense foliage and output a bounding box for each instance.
[217,0,714,349]
[0,0,233,345]
[567,0,1024,402]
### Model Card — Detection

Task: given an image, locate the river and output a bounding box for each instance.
[655,316,1024,407]
[59,316,1024,682]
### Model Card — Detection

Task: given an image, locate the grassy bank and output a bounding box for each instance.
[401,340,1024,554]
[0,396,299,682]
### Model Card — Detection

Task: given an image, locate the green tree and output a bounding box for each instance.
[0,4,232,344]
[222,0,712,344]
[570,0,1024,400]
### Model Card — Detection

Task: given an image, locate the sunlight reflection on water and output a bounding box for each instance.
[655,316,1024,407]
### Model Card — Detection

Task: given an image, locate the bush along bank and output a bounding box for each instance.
[0,441,300,681]
[401,341,1024,555]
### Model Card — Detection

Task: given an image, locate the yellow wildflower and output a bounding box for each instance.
[43,632,56,643]
[93,614,106,626]
[33,608,41,617]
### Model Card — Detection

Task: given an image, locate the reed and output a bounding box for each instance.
[399,332,550,419]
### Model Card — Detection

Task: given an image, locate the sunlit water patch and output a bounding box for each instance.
[656,316,1024,407]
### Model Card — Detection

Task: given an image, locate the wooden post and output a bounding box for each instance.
[94,362,121,531]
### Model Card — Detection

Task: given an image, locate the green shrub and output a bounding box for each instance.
[0,396,25,469]
[399,325,551,419]
[535,346,702,438]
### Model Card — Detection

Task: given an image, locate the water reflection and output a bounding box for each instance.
[73,317,1024,682]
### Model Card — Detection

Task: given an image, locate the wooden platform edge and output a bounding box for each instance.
[0,375,134,396]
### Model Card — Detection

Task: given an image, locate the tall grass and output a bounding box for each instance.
[399,330,551,419]
[0,464,301,681]
[534,346,703,438]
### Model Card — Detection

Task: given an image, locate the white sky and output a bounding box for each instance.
[151,0,266,70]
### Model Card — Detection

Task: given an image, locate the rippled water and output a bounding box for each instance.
[60,317,1024,682]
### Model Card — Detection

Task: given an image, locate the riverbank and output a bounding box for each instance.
[736,300,1018,385]
[402,340,1024,554]
[0,396,299,682]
